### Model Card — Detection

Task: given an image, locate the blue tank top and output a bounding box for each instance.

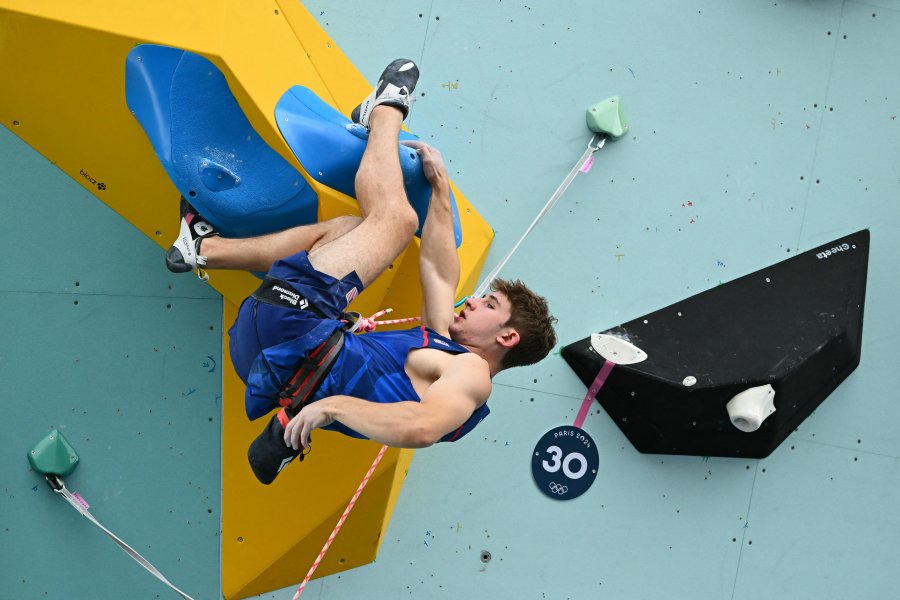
[315,326,490,442]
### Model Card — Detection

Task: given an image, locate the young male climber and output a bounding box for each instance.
[166,59,557,483]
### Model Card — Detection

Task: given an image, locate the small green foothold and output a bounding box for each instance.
[27,430,79,476]
[586,96,629,138]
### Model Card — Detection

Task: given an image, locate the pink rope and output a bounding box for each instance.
[371,316,420,327]
[290,307,432,592]
[351,308,421,333]
[292,444,389,599]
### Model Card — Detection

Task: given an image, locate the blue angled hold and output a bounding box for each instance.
[275,85,461,246]
[125,45,461,247]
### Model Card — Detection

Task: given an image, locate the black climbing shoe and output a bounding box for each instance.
[247,408,309,484]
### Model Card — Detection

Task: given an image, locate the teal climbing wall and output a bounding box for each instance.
[0,126,222,598]
[291,1,900,598]
[2,0,900,599]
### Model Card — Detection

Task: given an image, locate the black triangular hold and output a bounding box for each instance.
[561,230,870,458]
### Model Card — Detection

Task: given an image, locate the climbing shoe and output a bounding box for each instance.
[351,58,419,128]
[248,408,309,484]
[165,196,217,281]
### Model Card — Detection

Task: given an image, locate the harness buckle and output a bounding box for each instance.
[587,133,607,151]
[341,311,363,333]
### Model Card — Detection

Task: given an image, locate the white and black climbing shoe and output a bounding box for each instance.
[165,196,218,281]
[351,58,419,128]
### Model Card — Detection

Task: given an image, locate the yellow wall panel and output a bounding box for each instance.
[0,1,493,597]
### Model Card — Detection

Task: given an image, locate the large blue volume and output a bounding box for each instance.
[125,44,461,246]
[125,45,317,238]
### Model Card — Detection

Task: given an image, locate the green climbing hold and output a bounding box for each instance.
[27,430,79,476]
[586,96,628,138]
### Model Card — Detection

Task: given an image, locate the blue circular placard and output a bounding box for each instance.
[531,426,599,500]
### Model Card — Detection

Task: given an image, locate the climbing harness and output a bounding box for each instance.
[247,277,422,483]
[247,276,349,476]
[251,275,329,317]
[29,431,195,599]
[276,328,345,412]
[251,275,417,334]
[249,276,420,414]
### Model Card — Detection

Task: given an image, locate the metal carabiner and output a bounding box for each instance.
[44,473,64,492]
[587,133,607,151]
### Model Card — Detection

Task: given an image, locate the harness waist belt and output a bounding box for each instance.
[251,276,328,319]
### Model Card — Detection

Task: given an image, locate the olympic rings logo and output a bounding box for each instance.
[549,482,568,495]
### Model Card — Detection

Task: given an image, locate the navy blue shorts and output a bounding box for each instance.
[228,251,364,420]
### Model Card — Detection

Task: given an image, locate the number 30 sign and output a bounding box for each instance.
[531,426,599,500]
